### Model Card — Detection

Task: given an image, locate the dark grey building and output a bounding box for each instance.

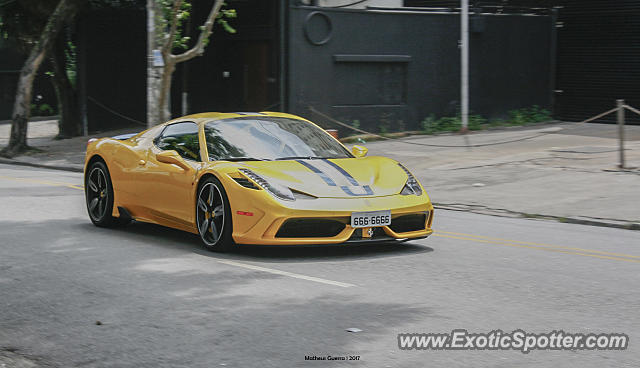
[3,0,637,131]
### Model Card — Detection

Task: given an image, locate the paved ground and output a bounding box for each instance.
[1,164,639,367]
[1,120,638,229]
[365,123,640,227]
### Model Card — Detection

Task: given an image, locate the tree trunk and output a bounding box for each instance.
[51,33,81,138]
[3,49,46,156]
[1,0,79,157]
[158,60,176,122]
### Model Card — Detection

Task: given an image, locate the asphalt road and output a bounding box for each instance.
[1,163,639,368]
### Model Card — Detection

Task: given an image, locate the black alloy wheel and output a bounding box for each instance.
[85,161,116,227]
[196,177,234,251]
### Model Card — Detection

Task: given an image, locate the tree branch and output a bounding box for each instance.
[171,0,224,63]
[163,0,184,53]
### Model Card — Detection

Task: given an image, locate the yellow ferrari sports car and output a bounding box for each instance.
[84,111,434,251]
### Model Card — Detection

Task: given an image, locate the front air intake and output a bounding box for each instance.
[389,214,427,233]
[275,218,347,238]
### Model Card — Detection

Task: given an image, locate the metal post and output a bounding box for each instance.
[460,0,469,132]
[146,0,156,128]
[617,99,625,169]
[181,92,188,116]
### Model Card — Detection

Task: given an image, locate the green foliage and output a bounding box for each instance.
[217,6,236,34]
[351,119,360,130]
[421,106,551,135]
[30,103,54,116]
[163,1,236,51]
[468,114,486,130]
[507,105,551,125]
[420,114,437,134]
[162,0,192,50]
[421,114,485,134]
[378,113,404,134]
[64,40,77,85]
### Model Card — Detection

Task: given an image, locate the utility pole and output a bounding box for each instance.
[460,0,469,133]
[146,0,162,128]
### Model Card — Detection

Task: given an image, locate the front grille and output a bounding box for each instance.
[275,218,347,238]
[389,214,427,233]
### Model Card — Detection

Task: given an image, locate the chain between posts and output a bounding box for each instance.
[309,104,640,150]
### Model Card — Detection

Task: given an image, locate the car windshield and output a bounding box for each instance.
[204,117,352,161]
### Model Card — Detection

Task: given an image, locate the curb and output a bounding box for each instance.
[0,115,60,125]
[433,204,640,231]
[0,157,83,173]
[0,157,637,231]
[339,120,563,144]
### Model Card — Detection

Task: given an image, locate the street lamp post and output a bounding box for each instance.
[461,0,469,133]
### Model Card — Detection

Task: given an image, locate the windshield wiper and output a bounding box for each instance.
[275,156,326,161]
[216,157,270,162]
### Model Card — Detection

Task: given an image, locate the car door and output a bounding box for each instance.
[139,122,202,229]
[110,125,164,218]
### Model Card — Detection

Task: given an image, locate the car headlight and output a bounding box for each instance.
[239,168,295,201]
[398,163,422,196]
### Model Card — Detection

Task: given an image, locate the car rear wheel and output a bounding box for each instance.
[196,177,234,251]
[85,161,116,227]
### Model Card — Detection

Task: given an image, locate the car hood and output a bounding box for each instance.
[236,156,410,198]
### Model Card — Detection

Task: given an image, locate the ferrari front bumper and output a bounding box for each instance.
[229,193,434,245]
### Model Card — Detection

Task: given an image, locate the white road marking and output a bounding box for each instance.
[216,259,356,288]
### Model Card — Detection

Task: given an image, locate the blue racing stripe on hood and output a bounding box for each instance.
[322,159,359,186]
[296,160,336,186]
[297,159,375,197]
[341,185,374,196]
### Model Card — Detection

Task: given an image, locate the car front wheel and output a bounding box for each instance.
[196,176,234,251]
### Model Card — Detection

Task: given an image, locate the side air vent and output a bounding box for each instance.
[291,189,317,200]
[233,177,259,189]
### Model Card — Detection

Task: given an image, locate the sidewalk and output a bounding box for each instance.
[365,123,640,229]
[0,120,139,172]
[1,120,639,229]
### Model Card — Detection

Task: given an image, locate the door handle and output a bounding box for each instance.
[138,160,146,166]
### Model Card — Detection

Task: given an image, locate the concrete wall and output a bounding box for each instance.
[287,6,554,133]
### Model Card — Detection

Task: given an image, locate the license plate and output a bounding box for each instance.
[351,210,391,228]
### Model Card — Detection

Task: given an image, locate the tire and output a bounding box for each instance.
[196,176,235,252]
[85,161,117,227]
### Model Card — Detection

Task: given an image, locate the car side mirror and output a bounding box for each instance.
[156,150,191,171]
[351,145,368,158]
